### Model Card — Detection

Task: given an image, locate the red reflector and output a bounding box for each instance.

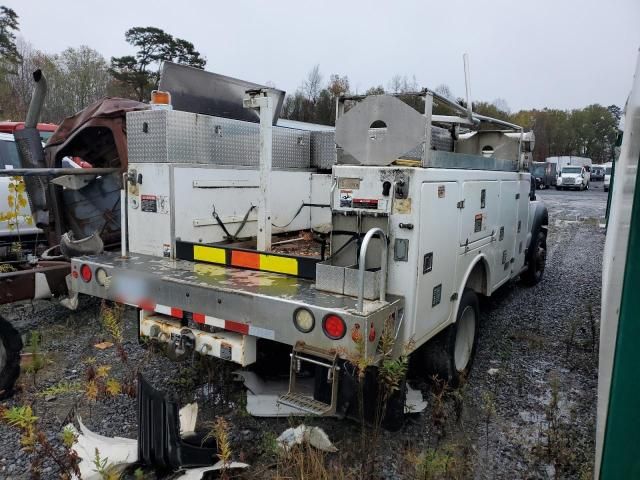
[351,323,362,342]
[323,314,346,340]
[80,264,92,282]
[139,300,156,312]
[225,320,249,335]
[193,313,206,324]
[368,323,376,342]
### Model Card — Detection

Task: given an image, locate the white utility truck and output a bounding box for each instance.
[68,86,548,425]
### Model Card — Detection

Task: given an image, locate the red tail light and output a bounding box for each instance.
[322,314,346,340]
[80,264,92,282]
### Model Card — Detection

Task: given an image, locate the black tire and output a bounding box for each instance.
[555,186,560,190]
[522,229,547,286]
[381,378,406,432]
[0,315,23,399]
[421,289,479,387]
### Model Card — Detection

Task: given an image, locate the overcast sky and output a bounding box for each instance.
[6,0,640,111]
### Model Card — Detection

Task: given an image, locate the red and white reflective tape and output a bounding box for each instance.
[137,301,184,320]
[192,312,275,340]
[138,300,274,340]
[154,303,184,319]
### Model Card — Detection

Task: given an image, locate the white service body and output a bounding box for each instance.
[330,164,533,349]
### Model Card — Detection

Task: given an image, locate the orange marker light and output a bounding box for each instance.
[150,90,171,105]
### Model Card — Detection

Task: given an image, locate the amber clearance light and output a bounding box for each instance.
[150,90,171,105]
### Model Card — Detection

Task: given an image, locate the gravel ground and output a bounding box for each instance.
[0,184,606,479]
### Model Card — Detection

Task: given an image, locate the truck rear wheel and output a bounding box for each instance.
[522,230,547,286]
[0,315,22,399]
[421,289,479,387]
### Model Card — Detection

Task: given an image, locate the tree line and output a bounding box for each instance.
[0,7,206,123]
[0,6,619,163]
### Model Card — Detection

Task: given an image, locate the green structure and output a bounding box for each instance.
[596,52,640,479]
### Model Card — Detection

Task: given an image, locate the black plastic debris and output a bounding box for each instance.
[137,374,216,470]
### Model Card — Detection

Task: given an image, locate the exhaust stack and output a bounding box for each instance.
[24,69,47,128]
[14,69,50,227]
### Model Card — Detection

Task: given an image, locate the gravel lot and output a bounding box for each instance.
[0,184,606,479]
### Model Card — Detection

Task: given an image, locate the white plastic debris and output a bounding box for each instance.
[235,371,428,417]
[174,461,249,479]
[405,385,428,413]
[67,412,248,480]
[68,418,137,480]
[179,402,198,435]
[277,425,338,452]
[488,368,500,376]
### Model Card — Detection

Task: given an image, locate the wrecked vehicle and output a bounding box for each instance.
[67,63,548,428]
[0,70,145,397]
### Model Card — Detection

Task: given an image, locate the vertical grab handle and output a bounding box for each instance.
[357,227,388,313]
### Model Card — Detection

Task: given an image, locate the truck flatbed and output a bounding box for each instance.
[74,251,403,350]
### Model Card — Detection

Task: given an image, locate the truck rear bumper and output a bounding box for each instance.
[71,252,403,361]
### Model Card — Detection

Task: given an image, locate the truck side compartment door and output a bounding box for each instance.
[413,181,460,342]
[513,179,530,274]
[493,180,519,288]
[458,181,499,247]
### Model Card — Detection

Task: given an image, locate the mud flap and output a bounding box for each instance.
[137,374,216,470]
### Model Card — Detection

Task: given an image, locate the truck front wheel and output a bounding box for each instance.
[0,315,22,399]
[522,230,547,286]
[421,289,479,387]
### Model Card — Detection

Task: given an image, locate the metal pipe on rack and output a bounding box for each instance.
[0,168,119,177]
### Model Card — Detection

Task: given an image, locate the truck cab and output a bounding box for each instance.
[557,165,590,190]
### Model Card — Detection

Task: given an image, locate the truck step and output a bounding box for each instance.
[280,341,340,416]
[277,392,335,416]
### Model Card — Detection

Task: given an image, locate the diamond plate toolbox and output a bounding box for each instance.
[127,109,312,169]
[310,131,336,169]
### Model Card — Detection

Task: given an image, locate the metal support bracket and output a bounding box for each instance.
[243,89,274,251]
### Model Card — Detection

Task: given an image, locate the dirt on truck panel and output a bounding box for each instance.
[0,187,602,479]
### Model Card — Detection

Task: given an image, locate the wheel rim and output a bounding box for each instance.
[0,341,6,373]
[454,306,476,372]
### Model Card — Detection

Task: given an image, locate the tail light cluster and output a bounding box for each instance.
[292,309,347,340]
[75,264,108,286]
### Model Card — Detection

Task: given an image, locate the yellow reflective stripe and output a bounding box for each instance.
[193,245,226,264]
[259,254,298,275]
